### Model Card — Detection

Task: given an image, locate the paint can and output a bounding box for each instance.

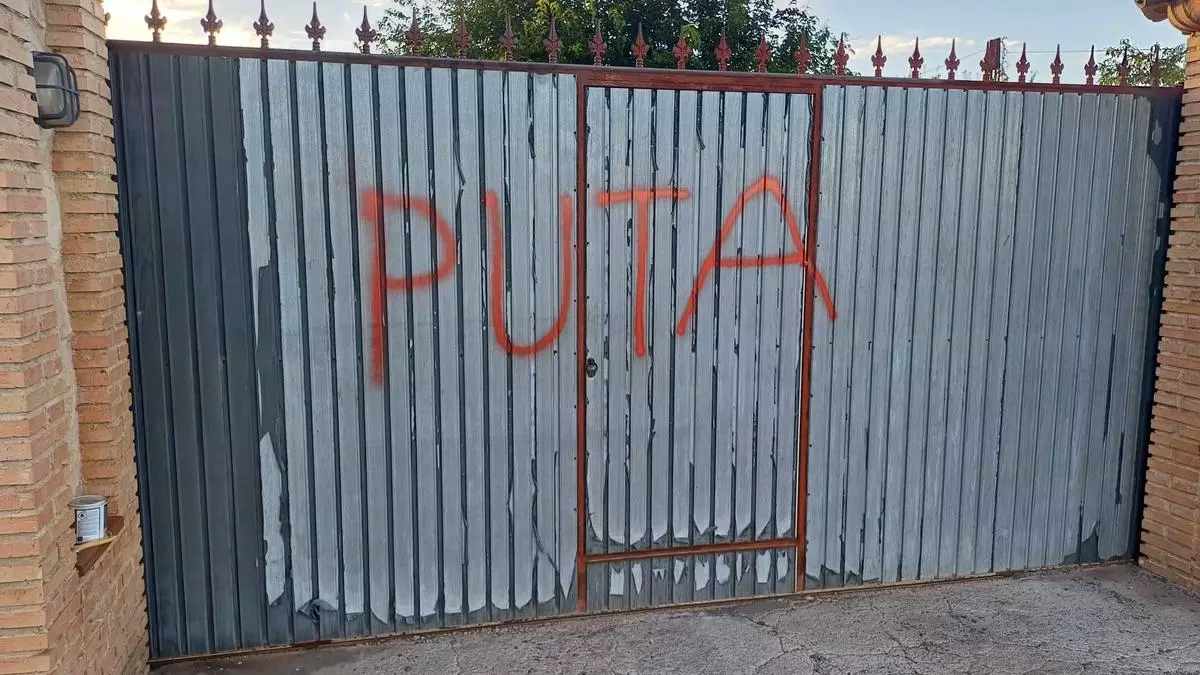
[70,495,107,544]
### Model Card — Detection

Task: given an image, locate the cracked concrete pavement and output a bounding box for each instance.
[156,564,1200,674]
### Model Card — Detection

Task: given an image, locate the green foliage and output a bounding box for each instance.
[1098,39,1185,86]
[375,0,845,74]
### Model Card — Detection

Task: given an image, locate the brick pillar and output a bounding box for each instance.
[1141,32,1200,590]
[0,0,147,672]
[0,0,62,670]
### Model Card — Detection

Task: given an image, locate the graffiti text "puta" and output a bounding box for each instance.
[360,176,836,385]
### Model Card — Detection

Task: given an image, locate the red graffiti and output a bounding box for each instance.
[595,188,691,358]
[361,177,836,386]
[484,190,575,357]
[675,175,836,337]
[363,190,459,384]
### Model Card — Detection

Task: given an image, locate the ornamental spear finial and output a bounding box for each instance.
[945,39,960,80]
[588,21,607,65]
[755,34,770,72]
[1050,44,1065,84]
[632,23,649,67]
[305,3,325,51]
[794,34,811,75]
[1117,46,1131,86]
[544,15,561,63]
[1150,43,1162,86]
[715,32,732,71]
[674,33,689,69]
[357,7,379,54]
[834,36,849,76]
[1016,43,1030,82]
[253,0,274,48]
[402,10,421,54]
[909,38,924,78]
[455,15,470,58]
[200,0,222,46]
[1085,46,1098,85]
[501,16,516,61]
[145,0,166,42]
[871,35,886,77]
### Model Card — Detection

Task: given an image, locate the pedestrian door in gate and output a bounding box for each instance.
[578,82,826,610]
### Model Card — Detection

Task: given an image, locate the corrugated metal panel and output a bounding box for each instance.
[115,48,580,657]
[240,59,581,636]
[113,50,270,657]
[806,85,1176,589]
[582,87,812,609]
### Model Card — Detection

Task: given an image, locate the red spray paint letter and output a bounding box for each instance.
[595,187,691,358]
[675,176,836,337]
[362,190,459,384]
[484,190,574,357]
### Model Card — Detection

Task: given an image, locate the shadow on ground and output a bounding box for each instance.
[156,565,1200,674]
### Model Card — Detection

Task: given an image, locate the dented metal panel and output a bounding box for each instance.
[806,85,1176,589]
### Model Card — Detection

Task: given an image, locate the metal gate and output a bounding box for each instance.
[580,82,818,609]
[109,41,1178,660]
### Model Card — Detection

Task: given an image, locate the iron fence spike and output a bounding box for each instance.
[909,38,923,78]
[145,0,166,43]
[871,35,886,77]
[455,15,471,59]
[794,34,811,75]
[501,16,516,61]
[632,23,648,68]
[200,0,222,46]
[674,33,689,70]
[715,32,732,71]
[1050,44,1065,84]
[403,10,422,55]
[755,34,770,72]
[305,2,326,52]
[544,15,561,63]
[1150,43,1162,87]
[253,0,274,49]
[1118,46,1131,86]
[589,21,607,66]
[834,36,849,76]
[945,39,960,81]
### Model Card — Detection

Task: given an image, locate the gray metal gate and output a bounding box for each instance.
[109,40,1178,660]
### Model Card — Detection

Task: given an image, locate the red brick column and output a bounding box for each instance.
[0,0,146,672]
[1141,32,1200,590]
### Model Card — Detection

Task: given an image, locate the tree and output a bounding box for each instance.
[1099,40,1185,86]
[375,0,846,74]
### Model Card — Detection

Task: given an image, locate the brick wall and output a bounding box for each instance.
[1141,32,1200,590]
[0,0,146,672]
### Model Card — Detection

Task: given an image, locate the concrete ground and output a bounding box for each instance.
[157,564,1200,674]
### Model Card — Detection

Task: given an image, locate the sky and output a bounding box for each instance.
[105,0,1184,83]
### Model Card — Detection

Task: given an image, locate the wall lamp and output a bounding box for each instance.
[1137,0,1200,32]
[31,52,80,129]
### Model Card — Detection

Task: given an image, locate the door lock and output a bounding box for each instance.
[585,357,599,378]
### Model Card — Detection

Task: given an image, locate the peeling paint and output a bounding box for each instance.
[260,434,286,605]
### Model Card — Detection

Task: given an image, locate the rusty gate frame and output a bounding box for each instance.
[108,37,1181,625]
[569,71,826,611]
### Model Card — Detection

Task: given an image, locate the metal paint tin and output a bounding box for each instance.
[70,495,107,544]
